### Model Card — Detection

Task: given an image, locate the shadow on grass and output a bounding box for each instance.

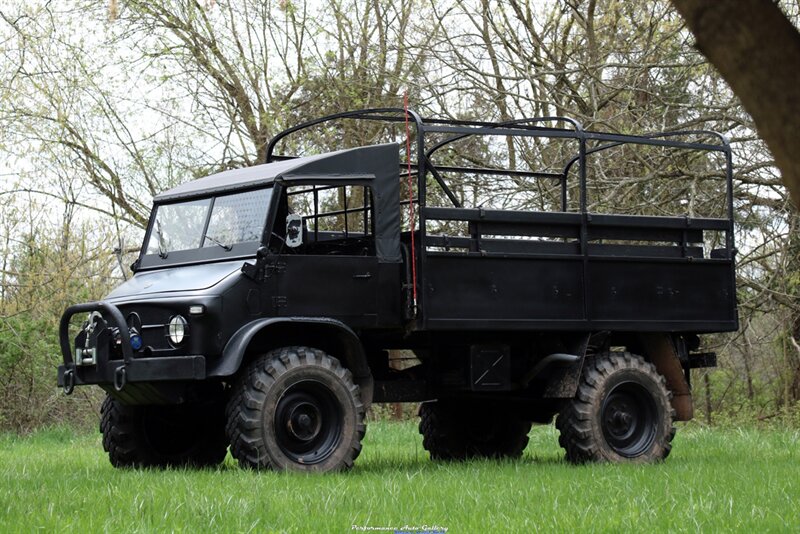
[95,451,572,476]
[352,452,569,475]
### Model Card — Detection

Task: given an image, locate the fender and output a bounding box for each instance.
[207,316,369,380]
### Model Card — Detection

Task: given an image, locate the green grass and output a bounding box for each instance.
[1,422,799,533]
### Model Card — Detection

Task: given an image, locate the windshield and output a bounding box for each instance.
[144,188,272,259]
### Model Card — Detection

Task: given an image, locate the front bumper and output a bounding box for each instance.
[57,300,206,394]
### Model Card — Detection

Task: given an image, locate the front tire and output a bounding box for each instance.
[419,400,531,461]
[100,395,229,468]
[556,352,675,463]
[226,346,366,472]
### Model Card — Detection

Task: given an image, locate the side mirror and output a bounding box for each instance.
[285,214,303,248]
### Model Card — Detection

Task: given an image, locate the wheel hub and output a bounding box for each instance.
[286,402,322,441]
[605,402,636,439]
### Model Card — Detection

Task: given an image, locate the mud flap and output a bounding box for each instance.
[640,333,693,421]
[542,333,591,398]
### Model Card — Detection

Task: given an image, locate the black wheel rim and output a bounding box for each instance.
[600,381,658,458]
[274,380,342,465]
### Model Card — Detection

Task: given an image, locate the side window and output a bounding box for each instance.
[277,184,374,255]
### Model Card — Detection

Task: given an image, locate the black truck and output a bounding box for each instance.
[58,109,737,472]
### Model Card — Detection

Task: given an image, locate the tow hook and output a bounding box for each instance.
[114,366,127,392]
[63,368,75,395]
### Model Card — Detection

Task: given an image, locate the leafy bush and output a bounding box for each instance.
[0,220,116,433]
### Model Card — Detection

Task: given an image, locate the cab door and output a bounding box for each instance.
[274,255,378,326]
[266,183,380,327]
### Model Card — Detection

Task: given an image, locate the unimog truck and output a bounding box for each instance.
[58,109,737,471]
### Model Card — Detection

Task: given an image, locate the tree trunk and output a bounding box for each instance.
[742,324,755,401]
[671,0,800,209]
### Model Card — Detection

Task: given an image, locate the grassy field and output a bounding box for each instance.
[1,421,799,533]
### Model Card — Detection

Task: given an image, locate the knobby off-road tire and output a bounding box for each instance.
[419,400,532,461]
[226,346,366,472]
[100,395,229,468]
[556,352,675,464]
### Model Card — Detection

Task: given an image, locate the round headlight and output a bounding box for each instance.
[168,315,188,345]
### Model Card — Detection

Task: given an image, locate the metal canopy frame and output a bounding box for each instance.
[266,108,736,330]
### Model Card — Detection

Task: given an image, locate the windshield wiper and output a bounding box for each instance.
[203,234,232,251]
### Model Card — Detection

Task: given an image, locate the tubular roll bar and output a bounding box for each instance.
[266,108,736,327]
[266,108,425,163]
[266,108,732,219]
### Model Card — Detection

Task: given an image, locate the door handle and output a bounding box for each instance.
[352,272,372,279]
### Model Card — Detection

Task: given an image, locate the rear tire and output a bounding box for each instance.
[556,352,675,464]
[100,395,228,468]
[226,346,366,472]
[419,400,531,461]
